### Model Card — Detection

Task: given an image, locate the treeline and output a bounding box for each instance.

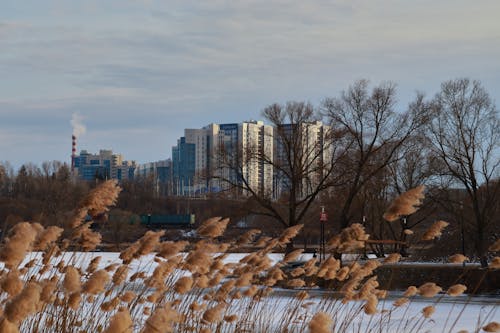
[1,78,499,264]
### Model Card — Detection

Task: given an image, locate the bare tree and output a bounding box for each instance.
[216,102,342,234]
[429,78,500,267]
[322,80,429,230]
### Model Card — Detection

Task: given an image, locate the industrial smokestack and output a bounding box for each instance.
[71,135,76,172]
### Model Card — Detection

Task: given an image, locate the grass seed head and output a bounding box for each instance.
[449,254,469,264]
[447,284,467,296]
[422,220,449,241]
[422,305,435,318]
[308,312,333,333]
[383,185,425,222]
[483,322,500,332]
[104,309,133,333]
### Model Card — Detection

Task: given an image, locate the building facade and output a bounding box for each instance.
[73,149,136,181]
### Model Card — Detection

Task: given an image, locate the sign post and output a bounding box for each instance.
[320,206,328,262]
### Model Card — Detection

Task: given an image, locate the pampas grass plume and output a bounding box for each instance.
[174,276,194,294]
[447,284,467,296]
[418,282,442,297]
[383,185,425,222]
[483,322,500,332]
[104,309,133,333]
[449,254,469,264]
[422,220,449,241]
[490,257,500,269]
[422,305,435,318]
[489,239,500,252]
[83,269,110,295]
[383,253,401,264]
[63,266,81,293]
[4,282,42,324]
[0,222,38,269]
[308,312,333,333]
[1,270,23,297]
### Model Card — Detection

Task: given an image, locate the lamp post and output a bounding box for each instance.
[320,206,328,262]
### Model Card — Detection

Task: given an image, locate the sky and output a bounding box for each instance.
[1,0,499,170]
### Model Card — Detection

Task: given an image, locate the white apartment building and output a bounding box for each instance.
[179,121,274,196]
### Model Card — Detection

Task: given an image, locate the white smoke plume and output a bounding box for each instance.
[71,113,86,137]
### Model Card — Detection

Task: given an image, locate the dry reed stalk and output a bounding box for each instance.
[157,241,188,259]
[236,229,261,246]
[174,276,194,294]
[101,297,120,312]
[422,305,435,318]
[74,179,121,227]
[189,301,205,311]
[393,297,409,307]
[278,224,304,245]
[489,239,500,252]
[0,318,19,333]
[4,282,42,325]
[327,223,369,252]
[317,257,340,279]
[0,222,38,269]
[82,269,110,295]
[283,249,304,263]
[72,223,102,251]
[197,217,230,238]
[235,272,253,287]
[490,257,500,269]
[364,294,378,315]
[447,284,467,296]
[383,185,425,222]
[243,285,259,297]
[224,314,238,323]
[67,292,81,309]
[86,256,102,274]
[1,270,23,297]
[104,309,133,333]
[63,266,81,294]
[383,253,401,264]
[449,254,469,264]
[184,250,213,275]
[404,286,418,297]
[287,279,306,288]
[142,303,180,333]
[202,304,225,324]
[40,277,58,303]
[291,267,306,277]
[417,282,442,297]
[254,236,272,247]
[112,265,129,286]
[120,291,136,303]
[308,312,333,333]
[34,225,64,251]
[421,220,449,241]
[483,322,500,332]
[296,290,309,300]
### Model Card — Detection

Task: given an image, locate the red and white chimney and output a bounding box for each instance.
[71,135,76,172]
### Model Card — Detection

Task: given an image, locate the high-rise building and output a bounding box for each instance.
[172,137,195,196]
[135,159,172,196]
[273,121,331,199]
[172,121,274,197]
[73,149,136,181]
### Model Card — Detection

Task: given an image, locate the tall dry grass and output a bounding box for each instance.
[0,181,498,333]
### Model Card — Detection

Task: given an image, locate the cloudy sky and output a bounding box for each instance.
[1,0,499,169]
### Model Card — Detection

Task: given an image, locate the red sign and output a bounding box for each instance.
[320,212,328,222]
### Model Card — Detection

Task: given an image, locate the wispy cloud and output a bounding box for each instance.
[0,0,499,168]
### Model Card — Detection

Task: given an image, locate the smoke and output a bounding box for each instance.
[71,113,86,137]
